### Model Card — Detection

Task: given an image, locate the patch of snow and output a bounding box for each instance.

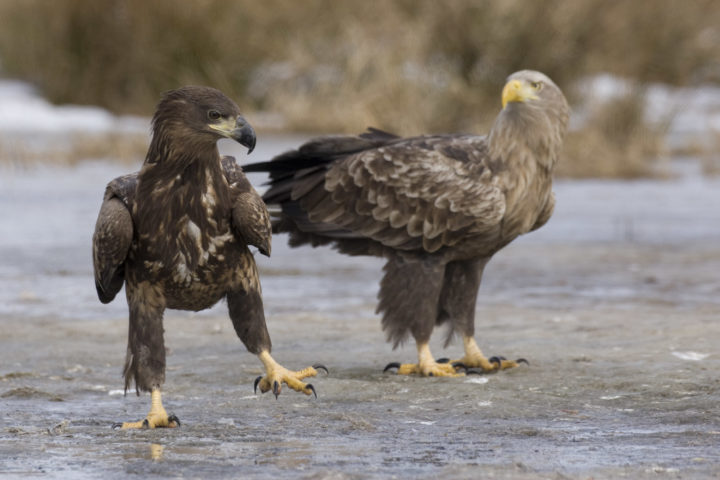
[0,79,146,134]
[404,420,436,426]
[464,377,489,385]
[108,388,136,396]
[671,351,710,361]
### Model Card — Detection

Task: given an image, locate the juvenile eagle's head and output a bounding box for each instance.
[150,86,256,155]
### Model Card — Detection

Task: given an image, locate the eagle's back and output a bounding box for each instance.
[249,129,533,260]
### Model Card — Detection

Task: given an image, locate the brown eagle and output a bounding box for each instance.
[244,70,569,377]
[93,86,323,429]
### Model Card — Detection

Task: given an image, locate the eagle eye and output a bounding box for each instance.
[531,81,543,91]
[208,110,221,121]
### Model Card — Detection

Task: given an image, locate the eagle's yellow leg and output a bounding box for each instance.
[387,342,464,377]
[452,336,524,371]
[254,350,323,398]
[117,389,179,429]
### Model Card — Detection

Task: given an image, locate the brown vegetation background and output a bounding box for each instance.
[0,0,719,177]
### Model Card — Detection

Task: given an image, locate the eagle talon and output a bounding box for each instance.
[489,356,503,366]
[111,422,123,430]
[451,362,468,371]
[517,358,529,365]
[313,364,329,374]
[436,358,450,364]
[272,380,280,398]
[167,414,181,427]
[306,384,317,399]
[383,362,401,373]
[253,375,263,394]
[142,419,150,429]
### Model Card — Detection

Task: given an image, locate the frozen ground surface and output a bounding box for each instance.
[1,80,720,479]
[1,142,720,479]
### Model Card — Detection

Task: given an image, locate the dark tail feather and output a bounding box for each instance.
[242,128,401,179]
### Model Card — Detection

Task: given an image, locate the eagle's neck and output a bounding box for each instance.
[487,105,566,173]
[486,105,567,236]
[143,125,220,175]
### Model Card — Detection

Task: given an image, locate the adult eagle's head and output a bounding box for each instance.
[147,86,256,164]
[490,70,569,169]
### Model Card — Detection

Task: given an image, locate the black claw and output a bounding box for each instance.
[451,362,468,372]
[111,422,123,430]
[516,358,529,365]
[383,362,401,373]
[168,414,181,427]
[466,368,483,375]
[313,364,329,374]
[141,419,149,429]
[306,384,317,399]
[253,376,262,394]
[272,380,280,399]
[436,357,450,364]
[489,356,502,366]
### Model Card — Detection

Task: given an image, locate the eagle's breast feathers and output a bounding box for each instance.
[97,156,268,305]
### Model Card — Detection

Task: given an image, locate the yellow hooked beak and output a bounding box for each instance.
[502,79,539,109]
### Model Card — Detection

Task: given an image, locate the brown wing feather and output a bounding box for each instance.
[222,156,272,256]
[93,196,133,304]
[300,135,505,253]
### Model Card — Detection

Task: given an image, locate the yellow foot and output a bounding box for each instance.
[115,413,180,430]
[446,336,529,373]
[255,351,328,398]
[383,342,464,377]
[383,360,464,377]
[113,389,180,429]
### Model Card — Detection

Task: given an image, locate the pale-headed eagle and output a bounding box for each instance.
[93,86,324,429]
[244,70,569,376]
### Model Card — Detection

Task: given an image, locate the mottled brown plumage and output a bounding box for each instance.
[245,70,569,376]
[93,86,322,428]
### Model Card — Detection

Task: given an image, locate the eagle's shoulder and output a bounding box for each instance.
[105,172,139,209]
[220,155,245,185]
[222,155,260,195]
[221,155,272,256]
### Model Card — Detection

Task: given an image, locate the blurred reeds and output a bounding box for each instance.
[0,0,718,176]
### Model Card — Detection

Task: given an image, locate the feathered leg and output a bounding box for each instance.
[116,282,178,429]
[380,256,462,377]
[228,251,324,398]
[438,258,527,372]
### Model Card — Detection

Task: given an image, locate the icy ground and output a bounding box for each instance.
[1,78,719,479]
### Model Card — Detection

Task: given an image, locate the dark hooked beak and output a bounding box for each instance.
[231,116,256,154]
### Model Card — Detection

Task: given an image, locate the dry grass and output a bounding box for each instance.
[0,0,718,177]
[0,132,148,168]
[701,130,720,176]
[559,91,670,178]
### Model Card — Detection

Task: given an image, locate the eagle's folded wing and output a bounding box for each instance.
[290,137,506,253]
[92,175,136,303]
[223,156,272,256]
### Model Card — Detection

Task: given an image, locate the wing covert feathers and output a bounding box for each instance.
[222,156,272,256]
[294,134,506,253]
[93,196,133,303]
